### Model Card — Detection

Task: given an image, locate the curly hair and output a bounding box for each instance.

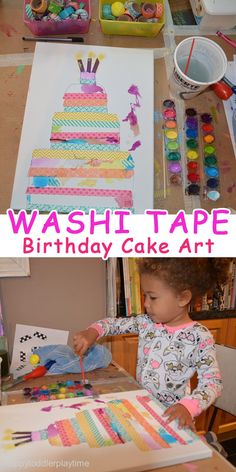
[137,258,231,300]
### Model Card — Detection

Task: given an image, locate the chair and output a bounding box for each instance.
[208,343,236,431]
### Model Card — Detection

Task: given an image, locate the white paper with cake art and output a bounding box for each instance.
[11,43,154,213]
[0,390,211,472]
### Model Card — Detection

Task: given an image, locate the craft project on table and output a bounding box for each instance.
[0,389,211,472]
[11,43,154,214]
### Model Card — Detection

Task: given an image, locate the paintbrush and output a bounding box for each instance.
[2,360,56,391]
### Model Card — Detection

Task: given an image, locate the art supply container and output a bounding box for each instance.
[169,37,227,100]
[24,0,91,36]
[189,0,236,30]
[99,0,165,37]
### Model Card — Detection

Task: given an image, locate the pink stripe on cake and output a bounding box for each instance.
[50,132,120,143]
[29,167,134,178]
[63,93,107,100]
[27,187,133,207]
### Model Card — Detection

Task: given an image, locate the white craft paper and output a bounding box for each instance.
[10,324,69,378]
[0,390,211,472]
[11,43,154,213]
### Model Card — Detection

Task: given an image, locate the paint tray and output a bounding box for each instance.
[99,0,165,37]
[23,0,91,36]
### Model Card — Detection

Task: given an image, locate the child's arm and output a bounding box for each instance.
[178,329,222,419]
[73,316,140,356]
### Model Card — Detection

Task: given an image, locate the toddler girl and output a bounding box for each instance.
[73,258,230,430]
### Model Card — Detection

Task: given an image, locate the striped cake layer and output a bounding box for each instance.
[26,188,133,209]
[29,167,134,178]
[29,176,134,189]
[52,112,120,132]
[63,93,108,101]
[50,132,120,144]
[64,107,108,113]
[50,143,119,152]
[27,203,134,213]
[29,157,134,170]
[32,149,134,164]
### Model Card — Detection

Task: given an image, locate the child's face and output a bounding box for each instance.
[141,273,189,325]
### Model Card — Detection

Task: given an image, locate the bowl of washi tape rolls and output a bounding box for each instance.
[99,0,164,36]
[24,0,91,35]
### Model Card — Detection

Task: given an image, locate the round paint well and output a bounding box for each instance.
[167,151,181,161]
[202,123,214,134]
[207,190,220,201]
[167,141,179,151]
[165,129,178,140]
[186,128,198,139]
[168,162,182,173]
[203,134,215,144]
[187,161,198,170]
[186,117,198,129]
[188,173,200,183]
[205,166,219,177]
[163,99,175,108]
[207,178,219,188]
[201,113,212,123]
[170,174,182,185]
[185,108,197,116]
[186,138,198,149]
[187,184,200,195]
[204,155,217,167]
[204,144,216,155]
[165,120,177,129]
[163,108,176,120]
[187,150,199,160]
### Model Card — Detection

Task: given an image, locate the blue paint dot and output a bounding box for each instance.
[186,128,198,139]
[33,177,49,187]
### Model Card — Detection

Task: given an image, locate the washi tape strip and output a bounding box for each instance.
[200,113,220,201]
[184,108,200,196]
[162,99,182,186]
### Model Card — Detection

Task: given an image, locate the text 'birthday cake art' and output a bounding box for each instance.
[26,53,135,213]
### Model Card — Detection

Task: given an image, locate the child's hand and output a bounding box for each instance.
[73,328,99,356]
[163,404,196,431]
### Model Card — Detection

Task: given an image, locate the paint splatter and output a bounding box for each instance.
[128,85,141,107]
[123,105,140,136]
[128,140,141,151]
[183,463,198,472]
[16,65,25,75]
[227,182,236,193]
[0,23,17,37]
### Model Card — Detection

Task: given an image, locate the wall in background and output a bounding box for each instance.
[0,258,106,355]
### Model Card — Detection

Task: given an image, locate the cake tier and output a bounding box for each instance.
[63,92,108,113]
[51,112,120,135]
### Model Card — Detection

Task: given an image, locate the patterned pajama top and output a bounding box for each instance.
[90,315,222,418]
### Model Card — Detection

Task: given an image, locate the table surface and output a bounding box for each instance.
[0,0,236,213]
[1,361,235,472]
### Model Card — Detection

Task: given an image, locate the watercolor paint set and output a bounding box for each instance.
[184,108,200,196]
[162,99,182,186]
[200,113,220,201]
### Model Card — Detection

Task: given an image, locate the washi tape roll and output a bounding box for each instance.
[30,0,48,14]
[155,2,163,18]
[142,2,156,18]
[126,1,142,18]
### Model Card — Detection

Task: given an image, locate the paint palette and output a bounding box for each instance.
[185,108,200,196]
[200,113,220,201]
[21,380,94,402]
[162,99,182,186]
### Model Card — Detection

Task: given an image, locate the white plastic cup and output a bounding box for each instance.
[169,36,227,100]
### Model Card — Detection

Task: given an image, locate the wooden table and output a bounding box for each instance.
[1,361,235,472]
[0,0,236,213]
